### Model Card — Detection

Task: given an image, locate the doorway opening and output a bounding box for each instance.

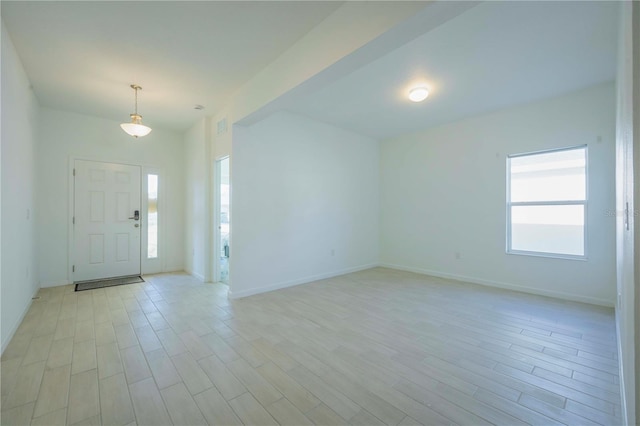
[216,157,230,283]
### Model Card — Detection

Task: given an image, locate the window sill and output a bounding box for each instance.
[506,250,587,261]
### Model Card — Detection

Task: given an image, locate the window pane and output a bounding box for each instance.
[510,148,586,202]
[511,205,584,256]
[147,174,158,259]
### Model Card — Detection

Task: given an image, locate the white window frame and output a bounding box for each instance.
[506,145,588,260]
[142,167,164,274]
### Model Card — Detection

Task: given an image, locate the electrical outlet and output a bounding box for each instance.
[455,251,461,260]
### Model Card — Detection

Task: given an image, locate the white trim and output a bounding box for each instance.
[228,263,378,299]
[68,157,75,284]
[68,153,164,169]
[506,145,588,260]
[509,200,586,207]
[505,250,587,262]
[1,286,40,354]
[70,159,142,282]
[227,260,615,306]
[213,157,222,282]
[40,280,72,288]
[189,271,205,282]
[68,156,164,282]
[508,145,588,159]
[213,155,230,283]
[380,262,614,307]
[141,167,166,275]
[212,165,219,282]
[616,307,629,426]
[204,120,214,283]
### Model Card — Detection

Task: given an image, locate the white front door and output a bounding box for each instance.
[74,160,142,281]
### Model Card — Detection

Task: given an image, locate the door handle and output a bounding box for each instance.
[625,202,630,231]
[129,210,140,221]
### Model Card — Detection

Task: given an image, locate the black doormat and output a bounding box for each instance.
[75,275,144,291]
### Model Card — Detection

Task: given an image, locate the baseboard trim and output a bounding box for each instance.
[379,263,614,307]
[228,263,378,299]
[191,272,205,282]
[615,308,632,426]
[1,286,40,354]
[40,280,71,288]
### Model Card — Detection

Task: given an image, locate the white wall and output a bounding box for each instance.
[211,112,232,160]
[37,108,185,287]
[231,111,379,298]
[184,113,233,284]
[381,83,616,306]
[1,24,40,351]
[184,118,207,280]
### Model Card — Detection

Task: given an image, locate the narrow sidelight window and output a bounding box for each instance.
[147,174,158,259]
[507,146,587,259]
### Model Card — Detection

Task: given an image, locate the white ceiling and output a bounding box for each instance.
[285,1,619,140]
[2,1,620,139]
[1,1,343,132]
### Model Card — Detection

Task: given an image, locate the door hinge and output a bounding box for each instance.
[72,265,75,273]
[72,216,75,225]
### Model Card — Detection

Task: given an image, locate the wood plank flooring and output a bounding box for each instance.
[0,268,622,425]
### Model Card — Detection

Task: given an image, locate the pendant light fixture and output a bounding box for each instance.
[120,84,152,138]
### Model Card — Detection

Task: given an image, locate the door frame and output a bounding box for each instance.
[67,156,164,283]
[213,155,230,283]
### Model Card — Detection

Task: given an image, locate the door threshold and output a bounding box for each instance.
[74,275,144,291]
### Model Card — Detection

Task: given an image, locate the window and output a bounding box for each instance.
[507,146,587,259]
[147,174,158,259]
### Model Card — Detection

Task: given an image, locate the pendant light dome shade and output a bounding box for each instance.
[121,85,152,138]
[120,114,152,138]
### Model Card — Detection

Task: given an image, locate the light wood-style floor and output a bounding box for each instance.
[1,268,622,425]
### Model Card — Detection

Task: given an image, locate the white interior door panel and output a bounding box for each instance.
[74,160,141,281]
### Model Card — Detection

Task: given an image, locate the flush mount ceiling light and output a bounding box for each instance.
[120,84,152,138]
[408,86,429,102]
